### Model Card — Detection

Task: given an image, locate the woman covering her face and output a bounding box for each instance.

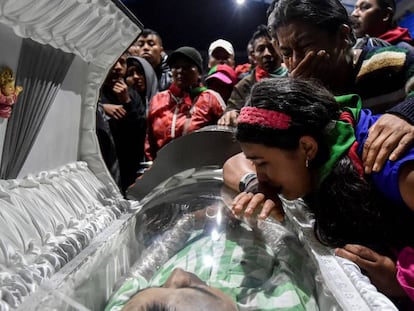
[233,77,414,303]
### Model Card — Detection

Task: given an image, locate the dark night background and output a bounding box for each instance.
[121,0,414,66]
[122,0,270,65]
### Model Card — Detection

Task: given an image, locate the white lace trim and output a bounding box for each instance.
[0,162,131,309]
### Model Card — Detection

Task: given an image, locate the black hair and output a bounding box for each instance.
[250,25,271,49]
[236,77,414,251]
[377,0,396,26]
[377,0,396,12]
[236,77,338,168]
[267,0,356,45]
[138,28,163,46]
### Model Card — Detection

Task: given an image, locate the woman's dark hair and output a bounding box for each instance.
[237,77,414,251]
[236,77,339,168]
[267,0,356,45]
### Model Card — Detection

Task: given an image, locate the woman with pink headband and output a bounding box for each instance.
[232,77,414,307]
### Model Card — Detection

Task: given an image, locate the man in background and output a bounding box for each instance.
[207,39,236,69]
[218,25,287,126]
[351,0,414,50]
[135,28,173,91]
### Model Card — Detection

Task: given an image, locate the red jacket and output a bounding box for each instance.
[145,88,225,160]
[378,26,414,46]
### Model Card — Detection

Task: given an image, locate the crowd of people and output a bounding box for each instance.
[98,0,414,308]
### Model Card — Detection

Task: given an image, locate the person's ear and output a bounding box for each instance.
[338,24,353,48]
[251,52,258,64]
[382,7,393,23]
[299,136,318,161]
[250,43,259,63]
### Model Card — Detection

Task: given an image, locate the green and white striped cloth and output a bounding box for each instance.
[105,222,317,311]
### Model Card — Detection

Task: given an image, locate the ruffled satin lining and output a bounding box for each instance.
[0,162,131,308]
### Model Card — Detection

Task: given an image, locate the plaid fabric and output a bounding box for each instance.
[105,223,317,311]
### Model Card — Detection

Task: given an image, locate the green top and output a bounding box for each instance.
[105,220,317,311]
[317,94,362,184]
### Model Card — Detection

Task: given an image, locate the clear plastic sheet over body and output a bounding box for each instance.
[105,167,397,311]
[106,171,321,310]
[2,164,398,310]
[0,130,398,310]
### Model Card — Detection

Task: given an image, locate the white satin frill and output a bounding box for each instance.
[0,161,132,309]
[0,0,141,68]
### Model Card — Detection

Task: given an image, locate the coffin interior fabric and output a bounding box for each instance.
[0,162,131,309]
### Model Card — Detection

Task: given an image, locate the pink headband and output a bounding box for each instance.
[238,106,291,129]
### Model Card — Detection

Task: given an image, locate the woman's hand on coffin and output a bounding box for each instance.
[231,191,284,222]
[335,244,406,298]
[362,114,414,174]
[103,103,127,120]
